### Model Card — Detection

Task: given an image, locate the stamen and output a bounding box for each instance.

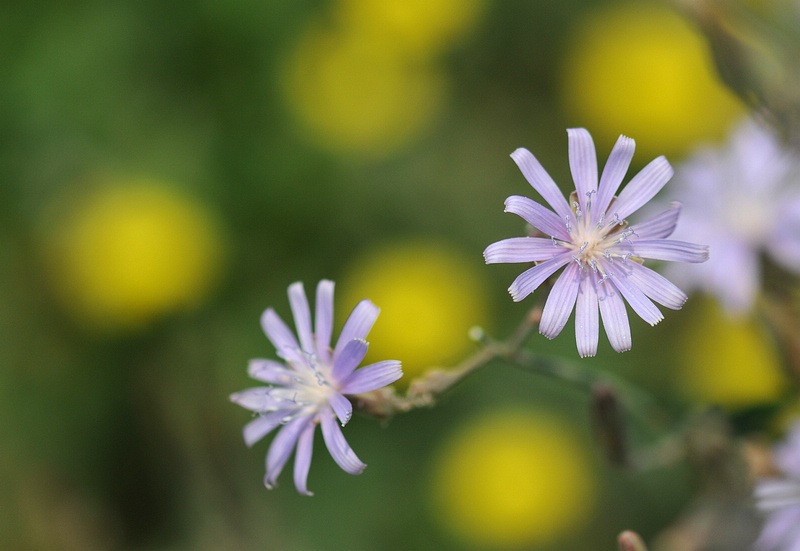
[579,241,589,254]
[590,259,598,273]
[598,212,626,235]
[573,200,582,218]
[616,228,639,244]
[564,215,572,233]
[299,350,332,388]
[596,213,605,229]
[585,190,595,211]
[599,272,613,285]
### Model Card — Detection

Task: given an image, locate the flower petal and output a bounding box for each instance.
[248,359,295,385]
[508,253,572,302]
[598,282,632,353]
[575,271,599,357]
[333,300,379,361]
[288,282,314,354]
[265,416,310,489]
[484,237,563,264]
[340,360,403,394]
[230,387,293,412]
[625,239,709,263]
[261,308,303,364]
[328,391,353,426]
[626,262,687,309]
[568,128,598,214]
[631,202,681,239]
[332,338,369,381]
[510,147,573,221]
[611,156,673,220]
[320,412,366,475]
[293,422,316,495]
[688,238,758,313]
[768,198,800,286]
[504,195,571,240]
[754,479,800,512]
[753,503,800,550]
[593,134,635,219]
[243,411,286,447]
[539,261,580,339]
[608,268,663,326]
[315,280,335,364]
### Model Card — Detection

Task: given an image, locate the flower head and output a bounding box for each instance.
[754,419,800,551]
[484,128,708,357]
[230,280,402,494]
[659,118,800,314]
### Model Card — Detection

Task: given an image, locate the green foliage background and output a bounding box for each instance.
[0,1,773,550]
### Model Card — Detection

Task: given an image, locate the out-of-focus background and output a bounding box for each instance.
[1,0,792,550]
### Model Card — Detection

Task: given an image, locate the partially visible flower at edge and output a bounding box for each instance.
[230,280,403,494]
[754,419,800,551]
[484,128,709,357]
[658,118,800,314]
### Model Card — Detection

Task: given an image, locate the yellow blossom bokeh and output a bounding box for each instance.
[280,22,446,159]
[339,241,490,387]
[39,180,226,330]
[676,299,788,408]
[334,0,486,58]
[560,2,744,158]
[430,409,597,547]
[280,0,486,159]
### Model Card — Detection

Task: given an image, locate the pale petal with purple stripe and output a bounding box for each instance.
[594,135,635,218]
[568,128,598,214]
[340,360,403,395]
[484,237,562,264]
[504,195,571,240]
[511,147,573,221]
[321,413,367,475]
[540,261,581,339]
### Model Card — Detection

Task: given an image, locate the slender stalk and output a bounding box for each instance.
[351,305,543,418]
[353,303,669,433]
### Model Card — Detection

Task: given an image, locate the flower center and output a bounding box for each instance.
[292,354,337,404]
[552,190,639,278]
[262,352,337,420]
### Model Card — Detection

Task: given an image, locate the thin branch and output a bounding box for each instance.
[351,306,543,418]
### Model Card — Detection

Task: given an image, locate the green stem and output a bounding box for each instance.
[354,303,671,438]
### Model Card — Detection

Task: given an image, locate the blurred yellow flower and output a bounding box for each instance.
[334,0,486,58]
[430,409,597,547]
[41,180,225,330]
[677,299,787,408]
[560,2,744,158]
[339,241,489,387]
[280,22,447,159]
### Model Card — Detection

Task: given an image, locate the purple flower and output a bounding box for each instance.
[754,419,800,551]
[484,128,708,357]
[230,280,402,495]
[658,118,800,314]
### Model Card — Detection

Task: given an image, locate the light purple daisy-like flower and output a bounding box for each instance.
[484,128,709,357]
[659,118,800,314]
[230,280,402,495]
[754,419,800,551]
